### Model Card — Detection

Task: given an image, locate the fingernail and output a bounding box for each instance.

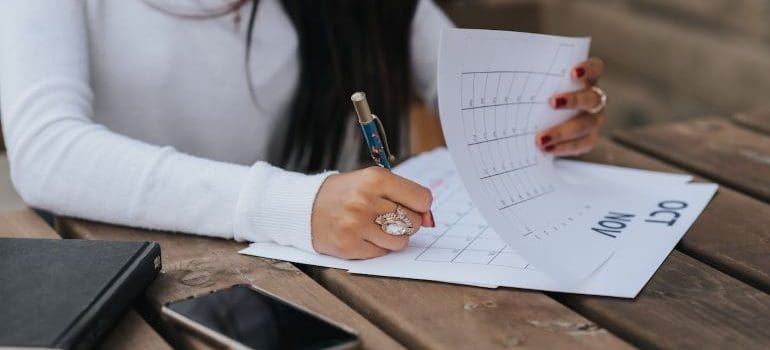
[574,67,586,78]
[554,97,567,108]
[424,210,436,228]
[540,135,552,146]
[545,145,555,152]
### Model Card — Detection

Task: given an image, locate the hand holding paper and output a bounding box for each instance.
[240,29,717,298]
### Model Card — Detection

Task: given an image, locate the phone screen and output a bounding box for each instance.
[166,285,359,350]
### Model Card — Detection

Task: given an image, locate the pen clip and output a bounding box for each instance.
[371,114,396,163]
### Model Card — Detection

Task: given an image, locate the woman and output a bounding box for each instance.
[0,0,606,260]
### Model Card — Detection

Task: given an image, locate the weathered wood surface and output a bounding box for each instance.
[0,209,57,239]
[309,138,770,349]
[581,140,770,292]
[97,310,172,350]
[0,155,25,211]
[733,110,770,136]
[56,218,405,350]
[43,129,770,349]
[615,118,770,203]
[310,268,631,350]
[545,0,770,114]
[0,209,171,350]
[557,252,770,350]
[551,139,770,349]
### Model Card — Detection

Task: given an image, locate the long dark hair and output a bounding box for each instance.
[268,0,418,171]
[147,0,419,171]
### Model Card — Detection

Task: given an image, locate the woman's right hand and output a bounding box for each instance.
[311,166,435,259]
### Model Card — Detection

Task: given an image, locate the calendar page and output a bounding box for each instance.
[240,30,717,297]
[437,29,611,282]
[241,149,716,297]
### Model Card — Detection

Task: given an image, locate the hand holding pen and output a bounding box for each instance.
[308,92,436,260]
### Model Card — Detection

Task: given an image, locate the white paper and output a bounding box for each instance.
[241,148,717,298]
[239,29,718,297]
[344,150,716,297]
[437,29,618,282]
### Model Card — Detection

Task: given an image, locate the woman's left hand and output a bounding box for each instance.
[536,57,606,157]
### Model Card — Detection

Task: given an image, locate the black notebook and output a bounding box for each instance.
[0,238,161,350]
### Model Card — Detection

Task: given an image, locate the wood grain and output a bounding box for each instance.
[545,0,770,114]
[615,117,770,202]
[310,268,632,350]
[556,252,770,350]
[306,137,770,349]
[0,209,171,350]
[56,218,405,350]
[96,310,172,350]
[579,140,770,292]
[733,110,770,136]
[0,209,58,239]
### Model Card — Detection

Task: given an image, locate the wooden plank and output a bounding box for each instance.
[0,154,26,211]
[0,209,57,239]
[56,218,405,350]
[543,0,770,114]
[617,0,769,40]
[733,110,770,136]
[580,140,770,292]
[556,252,770,350]
[588,70,705,131]
[310,139,770,349]
[614,117,770,202]
[307,135,770,349]
[0,210,171,350]
[559,139,770,348]
[310,268,631,350]
[97,311,171,350]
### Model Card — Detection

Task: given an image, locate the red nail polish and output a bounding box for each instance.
[554,97,567,108]
[575,67,586,78]
[426,210,436,228]
[545,145,555,152]
[540,135,552,145]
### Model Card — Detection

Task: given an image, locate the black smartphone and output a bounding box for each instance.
[161,284,360,350]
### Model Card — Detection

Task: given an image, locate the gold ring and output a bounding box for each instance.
[587,86,607,114]
[375,205,414,236]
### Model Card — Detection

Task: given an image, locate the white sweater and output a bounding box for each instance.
[0,0,451,252]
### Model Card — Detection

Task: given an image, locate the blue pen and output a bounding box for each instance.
[351,92,395,169]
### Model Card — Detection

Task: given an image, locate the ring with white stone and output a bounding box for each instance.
[375,206,415,236]
[587,86,607,114]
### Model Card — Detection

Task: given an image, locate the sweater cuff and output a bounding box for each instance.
[233,162,336,253]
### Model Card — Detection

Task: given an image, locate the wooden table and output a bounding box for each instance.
[55,114,770,349]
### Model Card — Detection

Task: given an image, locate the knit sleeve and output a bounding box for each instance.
[0,0,331,252]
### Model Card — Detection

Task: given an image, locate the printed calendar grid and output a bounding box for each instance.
[456,41,580,241]
[406,166,532,269]
[402,41,580,267]
[240,31,713,297]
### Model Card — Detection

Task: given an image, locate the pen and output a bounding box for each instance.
[351,91,436,227]
[351,92,395,169]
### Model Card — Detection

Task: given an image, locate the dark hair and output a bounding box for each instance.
[144,0,418,171]
[258,0,418,171]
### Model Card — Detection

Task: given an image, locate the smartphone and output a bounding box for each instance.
[161,284,360,350]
